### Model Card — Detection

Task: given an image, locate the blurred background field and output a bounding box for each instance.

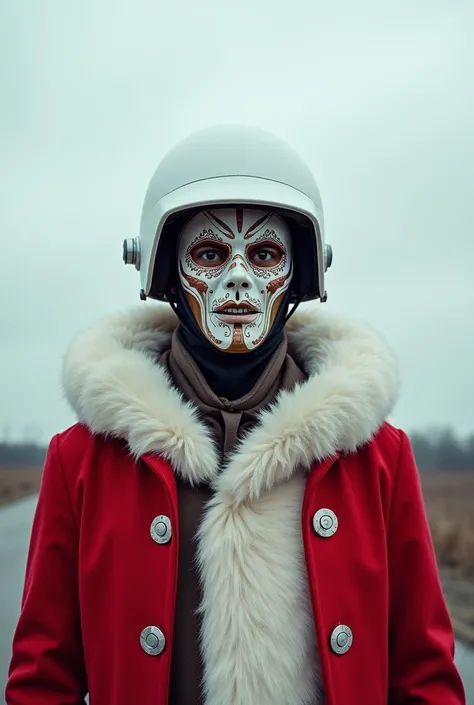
[421,472,474,645]
[423,472,474,579]
[0,469,42,510]
[0,443,45,509]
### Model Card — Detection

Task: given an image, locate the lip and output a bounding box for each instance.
[212,301,261,324]
[214,301,259,314]
[215,312,259,324]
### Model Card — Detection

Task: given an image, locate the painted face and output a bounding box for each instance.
[177,207,293,353]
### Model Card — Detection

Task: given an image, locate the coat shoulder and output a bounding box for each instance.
[361,421,407,476]
[53,423,128,480]
[339,423,412,521]
[55,422,108,456]
[371,421,404,453]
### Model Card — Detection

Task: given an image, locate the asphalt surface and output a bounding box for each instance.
[1,496,473,703]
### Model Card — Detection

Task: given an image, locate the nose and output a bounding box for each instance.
[224,259,253,298]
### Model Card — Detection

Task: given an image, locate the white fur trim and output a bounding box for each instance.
[215,308,399,504]
[62,305,218,484]
[62,304,398,494]
[62,302,399,705]
[197,472,321,705]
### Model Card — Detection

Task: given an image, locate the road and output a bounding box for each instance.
[1,496,473,702]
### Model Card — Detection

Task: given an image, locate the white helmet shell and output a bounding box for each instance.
[124,125,332,302]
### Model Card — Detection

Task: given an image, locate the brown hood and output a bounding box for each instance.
[161,329,307,461]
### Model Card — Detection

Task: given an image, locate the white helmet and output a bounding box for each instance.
[123,125,332,302]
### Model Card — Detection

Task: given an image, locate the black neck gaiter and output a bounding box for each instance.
[171,284,291,401]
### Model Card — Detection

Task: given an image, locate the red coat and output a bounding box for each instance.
[5,306,465,705]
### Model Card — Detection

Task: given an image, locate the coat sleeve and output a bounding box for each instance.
[5,434,88,705]
[387,430,466,704]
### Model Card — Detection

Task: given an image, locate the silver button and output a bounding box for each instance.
[150,515,172,544]
[330,625,353,655]
[140,626,166,656]
[312,508,338,538]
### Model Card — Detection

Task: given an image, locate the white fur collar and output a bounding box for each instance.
[62,303,399,503]
[62,303,399,704]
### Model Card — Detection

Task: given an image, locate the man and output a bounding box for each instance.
[6,125,465,704]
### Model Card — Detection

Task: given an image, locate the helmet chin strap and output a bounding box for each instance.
[284,296,303,325]
[167,289,179,315]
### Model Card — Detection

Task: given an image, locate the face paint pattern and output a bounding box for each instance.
[177,207,293,353]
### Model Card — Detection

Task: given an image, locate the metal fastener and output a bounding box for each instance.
[312,508,338,538]
[150,515,172,545]
[140,626,166,656]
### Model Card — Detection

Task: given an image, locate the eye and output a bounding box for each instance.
[190,241,230,267]
[247,242,284,268]
[201,251,220,262]
[254,250,273,262]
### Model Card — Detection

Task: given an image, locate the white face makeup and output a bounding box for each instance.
[177,207,293,353]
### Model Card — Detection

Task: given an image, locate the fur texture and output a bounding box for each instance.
[62,303,399,705]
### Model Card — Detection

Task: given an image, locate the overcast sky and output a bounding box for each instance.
[1,0,473,443]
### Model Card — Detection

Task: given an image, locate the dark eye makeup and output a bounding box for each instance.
[246,240,285,268]
[189,238,285,269]
[190,241,231,267]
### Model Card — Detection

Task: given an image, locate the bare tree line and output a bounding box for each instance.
[0,442,47,469]
[0,427,473,472]
[410,428,474,472]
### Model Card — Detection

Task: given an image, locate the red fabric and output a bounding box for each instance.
[6,423,465,705]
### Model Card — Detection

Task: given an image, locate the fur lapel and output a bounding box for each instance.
[62,303,399,705]
[197,472,322,705]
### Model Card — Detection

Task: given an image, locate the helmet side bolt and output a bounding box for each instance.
[123,238,141,270]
